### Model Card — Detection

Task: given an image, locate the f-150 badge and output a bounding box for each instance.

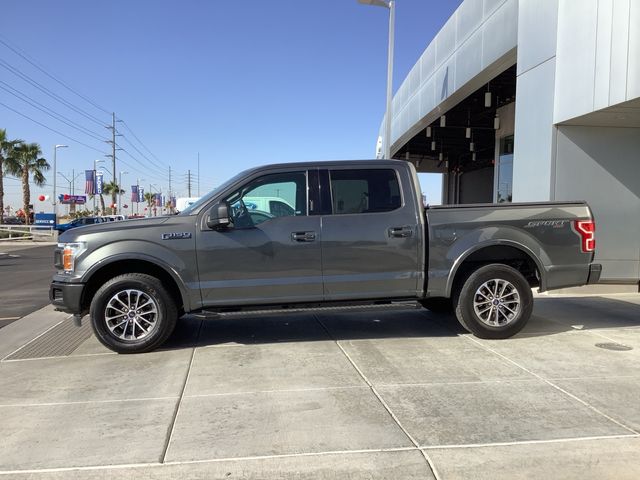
[161,232,192,240]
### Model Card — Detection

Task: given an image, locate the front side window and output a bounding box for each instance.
[329,169,401,214]
[224,171,306,228]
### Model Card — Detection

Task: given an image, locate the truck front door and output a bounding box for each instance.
[196,170,323,306]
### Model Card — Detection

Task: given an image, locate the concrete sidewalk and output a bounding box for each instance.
[0,295,639,479]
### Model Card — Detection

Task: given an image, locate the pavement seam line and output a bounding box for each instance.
[0,351,118,363]
[0,316,69,362]
[419,433,640,450]
[463,335,640,435]
[313,314,442,480]
[161,318,203,463]
[0,447,419,475]
[585,329,634,345]
[0,396,180,408]
[185,385,366,399]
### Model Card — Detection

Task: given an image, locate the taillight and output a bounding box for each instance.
[575,220,595,253]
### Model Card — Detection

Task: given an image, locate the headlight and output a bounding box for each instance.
[58,242,86,273]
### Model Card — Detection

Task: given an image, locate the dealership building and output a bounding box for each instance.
[379,0,640,286]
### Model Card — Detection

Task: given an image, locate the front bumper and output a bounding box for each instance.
[587,263,602,284]
[49,281,85,315]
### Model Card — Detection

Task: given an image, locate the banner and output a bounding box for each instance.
[58,194,86,205]
[95,172,104,195]
[138,187,144,203]
[131,185,138,203]
[85,170,95,195]
[154,194,161,207]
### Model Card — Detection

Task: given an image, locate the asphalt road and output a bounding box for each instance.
[0,244,56,328]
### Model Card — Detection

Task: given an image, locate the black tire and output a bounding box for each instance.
[89,273,178,353]
[453,264,533,339]
[419,297,453,314]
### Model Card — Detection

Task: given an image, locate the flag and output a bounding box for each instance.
[154,194,161,207]
[138,187,144,203]
[95,172,103,194]
[131,185,138,203]
[85,170,95,195]
[170,196,176,208]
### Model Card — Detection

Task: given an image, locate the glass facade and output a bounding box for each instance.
[496,135,514,203]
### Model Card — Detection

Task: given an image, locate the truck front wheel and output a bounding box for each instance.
[89,273,178,353]
[453,264,533,339]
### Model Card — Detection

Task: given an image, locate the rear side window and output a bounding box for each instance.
[329,169,401,214]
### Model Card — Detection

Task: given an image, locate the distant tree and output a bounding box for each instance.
[5,142,49,225]
[144,191,154,208]
[0,129,23,224]
[103,181,124,214]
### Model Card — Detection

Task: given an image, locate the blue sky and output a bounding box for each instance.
[2,0,461,212]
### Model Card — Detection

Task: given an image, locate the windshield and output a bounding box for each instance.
[178,166,256,215]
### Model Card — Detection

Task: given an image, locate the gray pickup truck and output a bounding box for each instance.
[50,160,600,353]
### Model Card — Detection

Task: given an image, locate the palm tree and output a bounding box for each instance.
[143,192,154,208]
[0,129,23,224]
[103,181,124,215]
[5,142,49,225]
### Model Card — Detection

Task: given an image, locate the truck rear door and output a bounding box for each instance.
[319,166,422,300]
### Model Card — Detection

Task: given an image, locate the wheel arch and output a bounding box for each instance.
[80,255,190,314]
[446,241,545,298]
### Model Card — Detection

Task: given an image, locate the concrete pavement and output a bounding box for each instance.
[0,243,56,328]
[0,294,639,479]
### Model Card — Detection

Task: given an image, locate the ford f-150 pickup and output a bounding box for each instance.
[50,160,601,353]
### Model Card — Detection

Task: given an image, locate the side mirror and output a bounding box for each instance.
[207,202,233,230]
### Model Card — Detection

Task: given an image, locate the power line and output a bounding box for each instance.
[0,81,106,141]
[0,35,112,116]
[119,120,168,167]
[119,135,159,170]
[0,58,108,128]
[118,148,166,182]
[0,101,108,154]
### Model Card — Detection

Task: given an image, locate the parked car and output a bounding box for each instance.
[2,216,24,225]
[56,216,106,233]
[243,196,295,217]
[51,160,600,353]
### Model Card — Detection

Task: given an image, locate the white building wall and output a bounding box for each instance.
[554,126,640,282]
[385,0,519,155]
[511,0,558,202]
[554,0,640,123]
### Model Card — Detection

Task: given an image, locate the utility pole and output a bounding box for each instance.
[105,113,122,213]
[111,113,116,185]
[187,170,192,197]
[168,166,172,213]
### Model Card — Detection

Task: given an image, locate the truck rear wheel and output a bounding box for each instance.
[89,273,178,353]
[453,264,533,339]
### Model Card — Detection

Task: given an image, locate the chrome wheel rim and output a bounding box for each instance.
[473,279,521,327]
[105,289,159,341]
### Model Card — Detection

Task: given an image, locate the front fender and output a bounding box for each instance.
[77,239,199,312]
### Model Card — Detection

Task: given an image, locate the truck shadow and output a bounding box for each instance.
[161,296,640,350]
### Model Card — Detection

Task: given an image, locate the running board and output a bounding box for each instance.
[190,300,421,319]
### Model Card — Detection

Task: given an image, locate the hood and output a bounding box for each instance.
[59,216,170,243]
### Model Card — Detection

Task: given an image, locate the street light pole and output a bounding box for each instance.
[358,0,395,159]
[52,144,68,217]
[118,171,128,215]
[136,178,145,215]
[93,159,104,215]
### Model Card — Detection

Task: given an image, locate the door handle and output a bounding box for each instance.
[291,231,316,242]
[388,226,413,238]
